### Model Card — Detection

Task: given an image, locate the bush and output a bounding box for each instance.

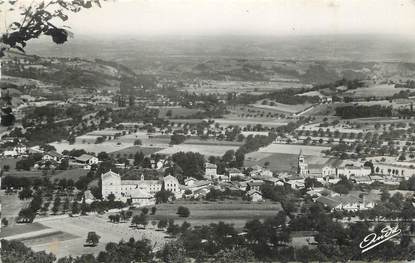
[151,206,157,215]
[177,206,190,217]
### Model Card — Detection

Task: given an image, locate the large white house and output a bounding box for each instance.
[101,171,181,205]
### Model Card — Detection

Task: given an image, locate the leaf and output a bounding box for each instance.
[13,45,25,53]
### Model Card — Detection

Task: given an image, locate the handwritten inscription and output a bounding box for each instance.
[359,225,401,253]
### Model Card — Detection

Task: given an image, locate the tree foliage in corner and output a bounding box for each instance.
[0,0,104,57]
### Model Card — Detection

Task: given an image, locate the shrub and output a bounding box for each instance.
[177,206,190,218]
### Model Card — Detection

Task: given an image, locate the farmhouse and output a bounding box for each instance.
[75,154,99,166]
[2,145,27,157]
[246,190,263,202]
[227,168,245,180]
[42,151,63,162]
[247,180,264,191]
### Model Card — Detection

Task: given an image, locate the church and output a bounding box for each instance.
[101,170,181,205]
[297,150,309,176]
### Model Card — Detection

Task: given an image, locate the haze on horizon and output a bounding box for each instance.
[2,0,415,37]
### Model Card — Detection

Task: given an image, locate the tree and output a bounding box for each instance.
[0,1,103,127]
[71,201,79,214]
[85,231,100,247]
[2,218,9,227]
[107,193,116,203]
[158,241,186,263]
[177,206,190,217]
[170,134,186,145]
[80,198,88,215]
[158,218,168,230]
[155,189,174,203]
[133,151,145,166]
[172,152,205,179]
[151,206,157,215]
[214,248,254,263]
[141,207,149,215]
[62,197,70,212]
[132,214,148,228]
[18,187,33,200]
[52,196,61,214]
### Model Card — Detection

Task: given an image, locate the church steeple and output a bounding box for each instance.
[298,149,308,176]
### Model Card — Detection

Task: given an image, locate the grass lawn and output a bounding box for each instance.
[132,200,283,229]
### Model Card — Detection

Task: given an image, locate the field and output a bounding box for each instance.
[0,158,19,171]
[52,140,134,154]
[245,152,330,172]
[212,118,289,128]
[183,80,304,94]
[258,143,329,156]
[183,138,243,146]
[51,131,172,154]
[0,192,30,226]
[109,146,164,157]
[156,144,239,157]
[133,199,283,229]
[153,106,201,118]
[1,222,49,238]
[51,169,89,181]
[344,84,408,98]
[253,100,312,114]
[2,215,167,259]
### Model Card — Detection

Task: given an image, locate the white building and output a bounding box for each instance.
[2,145,27,157]
[205,163,217,179]
[42,151,63,163]
[75,154,99,166]
[101,171,181,204]
[337,166,372,179]
[246,190,263,202]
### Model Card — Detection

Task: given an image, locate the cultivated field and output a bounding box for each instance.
[212,118,289,128]
[344,84,408,98]
[13,215,168,259]
[1,223,50,238]
[253,100,312,114]
[156,144,239,157]
[155,106,201,118]
[0,158,19,171]
[134,199,283,229]
[0,192,30,226]
[183,138,243,146]
[183,80,304,94]
[258,143,329,156]
[109,146,164,157]
[245,152,331,172]
[51,140,134,154]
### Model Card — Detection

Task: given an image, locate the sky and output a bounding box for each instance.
[2,0,415,37]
